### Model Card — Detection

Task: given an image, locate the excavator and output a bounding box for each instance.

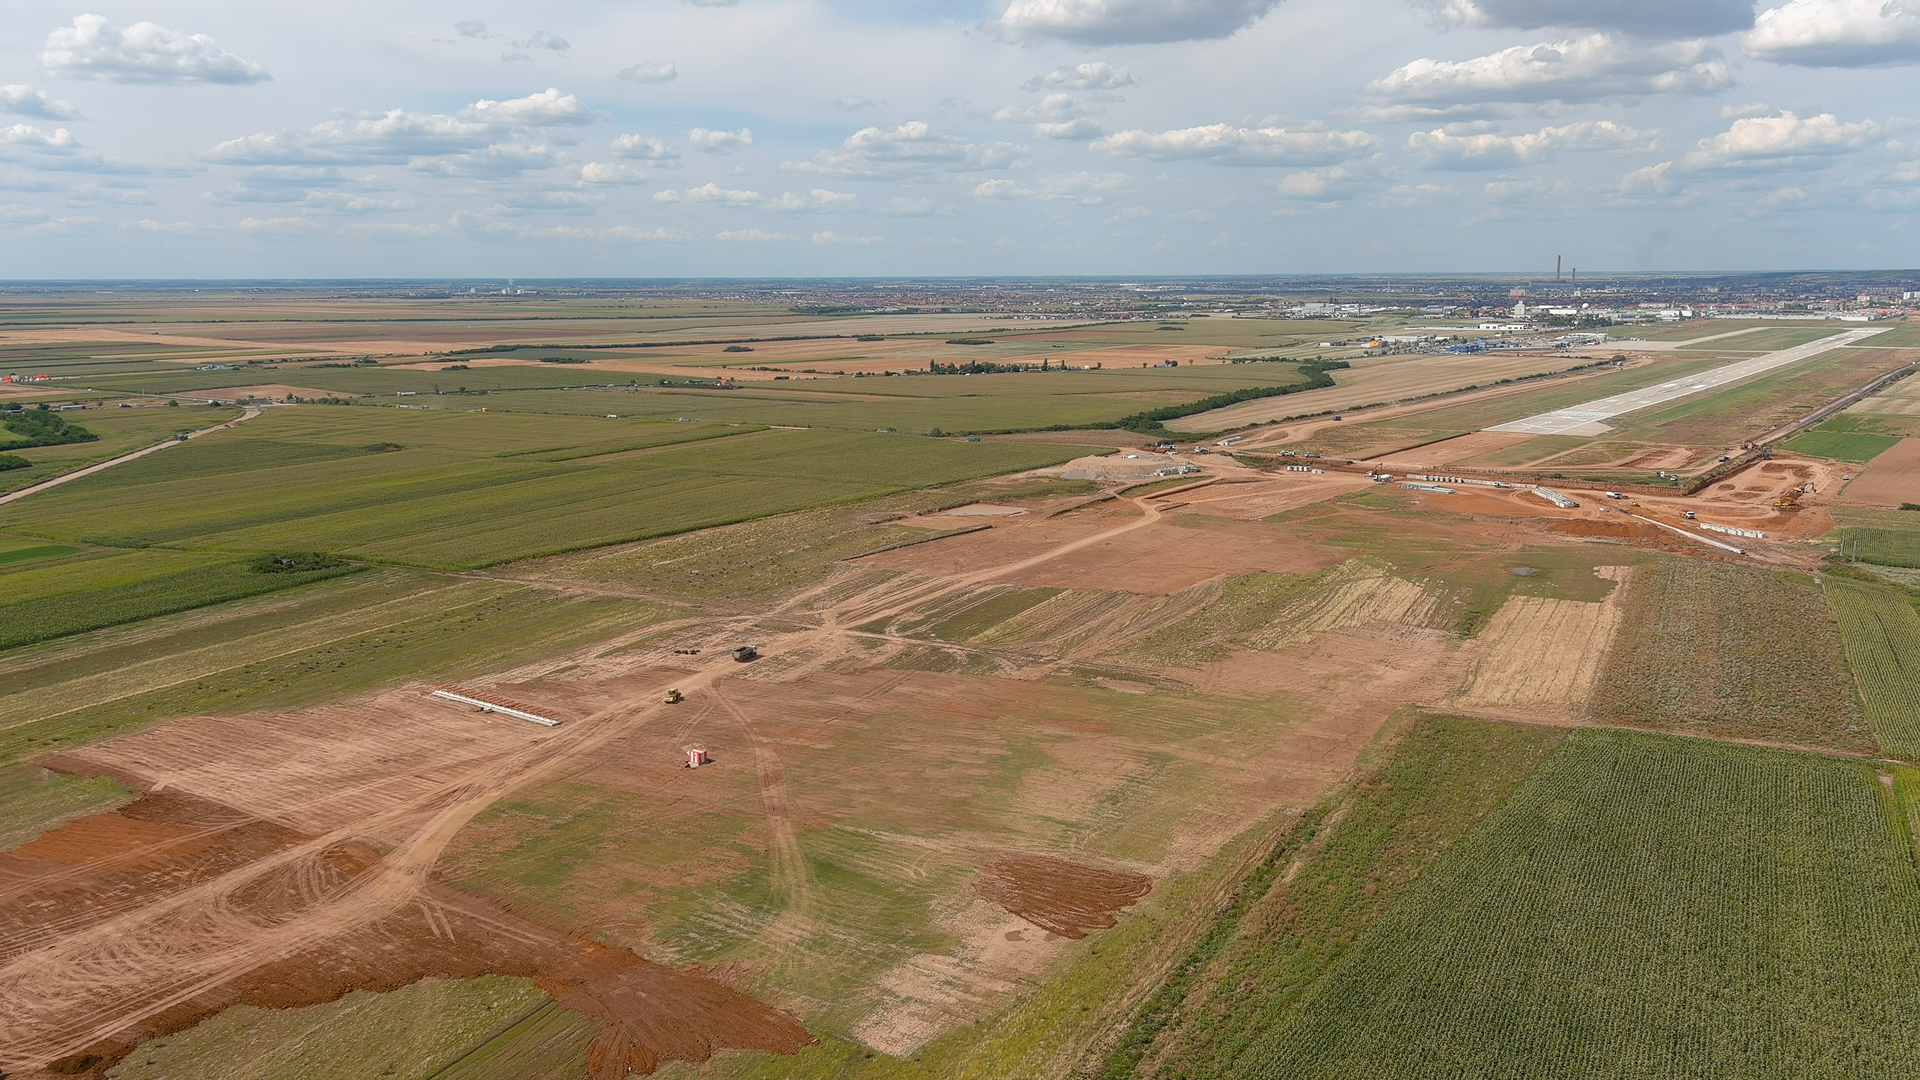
[1774,483,1810,510]
[663,688,684,705]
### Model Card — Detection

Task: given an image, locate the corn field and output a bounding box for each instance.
[1233,729,1920,1079]
[1826,580,1920,760]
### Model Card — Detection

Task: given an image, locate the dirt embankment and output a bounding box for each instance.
[974,855,1152,939]
[0,787,813,1080]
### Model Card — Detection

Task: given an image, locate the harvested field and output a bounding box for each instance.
[1446,566,1630,720]
[1588,557,1869,752]
[974,855,1152,939]
[1835,437,1920,509]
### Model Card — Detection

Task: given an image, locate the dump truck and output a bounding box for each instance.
[732,645,760,662]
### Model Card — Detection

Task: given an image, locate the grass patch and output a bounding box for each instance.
[104,976,579,1080]
[1589,557,1869,751]
[0,764,133,852]
[0,571,680,769]
[1225,729,1920,1078]
[1104,712,1561,1078]
[0,539,82,566]
[0,551,362,650]
[1783,428,1903,463]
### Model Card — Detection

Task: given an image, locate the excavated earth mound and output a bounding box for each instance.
[974,855,1152,940]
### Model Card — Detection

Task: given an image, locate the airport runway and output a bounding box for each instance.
[1486,328,1890,437]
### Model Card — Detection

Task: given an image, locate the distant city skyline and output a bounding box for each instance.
[1,0,1917,277]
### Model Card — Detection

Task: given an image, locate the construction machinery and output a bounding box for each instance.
[731,645,759,662]
[663,688,683,705]
[1774,483,1810,510]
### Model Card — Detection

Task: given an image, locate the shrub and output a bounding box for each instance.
[250,552,345,574]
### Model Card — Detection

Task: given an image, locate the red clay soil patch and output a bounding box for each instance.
[974,855,1151,939]
[1554,518,1676,542]
[50,884,812,1080]
[0,789,310,966]
[6,792,812,1080]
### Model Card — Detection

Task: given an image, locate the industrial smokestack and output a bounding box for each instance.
[1556,256,1562,282]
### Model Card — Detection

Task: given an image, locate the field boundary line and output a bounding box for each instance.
[1428,706,1907,765]
[0,404,263,507]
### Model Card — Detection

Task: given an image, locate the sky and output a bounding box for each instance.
[0,0,1916,277]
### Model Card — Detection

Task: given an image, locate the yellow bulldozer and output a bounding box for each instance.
[663,688,683,705]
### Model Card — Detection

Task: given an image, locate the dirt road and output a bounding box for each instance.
[0,404,262,507]
[0,482,1220,1074]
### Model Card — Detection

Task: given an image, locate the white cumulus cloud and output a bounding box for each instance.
[768,188,857,212]
[656,182,762,203]
[1023,62,1134,91]
[43,14,270,85]
[0,123,78,149]
[580,162,650,184]
[1362,35,1730,116]
[787,122,1025,179]
[1093,123,1378,166]
[716,228,798,242]
[1682,110,1880,169]
[990,0,1280,44]
[1273,156,1397,200]
[688,127,753,152]
[206,89,597,166]
[1418,0,1753,37]
[1407,120,1657,169]
[1,85,82,121]
[620,61,678,83]
[1743,0,1920,67]
[610,135,680,161]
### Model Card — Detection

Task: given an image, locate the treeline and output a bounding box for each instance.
[2,404,100,447]
[1100,360,1351,433]
[928,358,1069,374]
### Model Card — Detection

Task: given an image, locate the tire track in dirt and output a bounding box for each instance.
[1,487,1211,1074]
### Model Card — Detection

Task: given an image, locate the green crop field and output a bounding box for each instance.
[0,407,1102,569]
[1784,427,1904,462]
[1104,713,1561,1079]
[1589,557,1869,751]
[1825,579,1920,759]
[0,547,360,649]
[0,405,240,492]
[1833,508,1920,568]
[1223,729,1920,1078]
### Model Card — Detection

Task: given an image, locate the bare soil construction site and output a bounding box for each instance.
[4,294,1920,1080]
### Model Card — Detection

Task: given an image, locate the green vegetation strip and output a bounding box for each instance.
[1102,713,1560,1078]
[1228,729,1920,1078]
[0,554,360,651]
[1107,362,1350,433]
[1826,579,1920,760]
